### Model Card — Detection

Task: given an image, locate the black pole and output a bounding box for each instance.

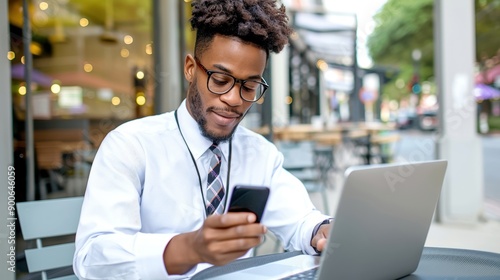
[23,0,36,201]
[261,65,273,142]
[350,15,364,122]
[152,0,162,115]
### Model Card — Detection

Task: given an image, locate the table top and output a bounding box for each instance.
[403,247,500,279]
[270,122,397,142]
[191,247,500,280]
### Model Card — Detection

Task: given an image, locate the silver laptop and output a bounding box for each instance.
[207,160,448,280]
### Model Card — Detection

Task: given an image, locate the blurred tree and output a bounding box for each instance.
[367,1,433,75]
[367,0,500,101]
[367,0,433,101]
[476,0,500,63]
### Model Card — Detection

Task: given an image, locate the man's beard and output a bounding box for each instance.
[188,82,241,143]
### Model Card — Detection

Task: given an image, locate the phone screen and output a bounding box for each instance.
[228,185,270,223]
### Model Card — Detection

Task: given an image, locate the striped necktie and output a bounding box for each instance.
[206,142,225,215]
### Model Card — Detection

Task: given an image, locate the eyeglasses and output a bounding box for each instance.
[195,57,269,102]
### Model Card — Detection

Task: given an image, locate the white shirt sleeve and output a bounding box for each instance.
[73,130,194,279]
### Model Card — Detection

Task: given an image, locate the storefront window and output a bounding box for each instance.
[10,0,154,121]
[9,0,154,201]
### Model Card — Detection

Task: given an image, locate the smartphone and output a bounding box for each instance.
[228,185,270,223]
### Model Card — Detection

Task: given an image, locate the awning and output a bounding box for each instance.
[292,11,357,66]
[474,83,500,101]
[11,64,54,87]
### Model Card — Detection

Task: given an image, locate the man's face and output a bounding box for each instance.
[184,35,267,143]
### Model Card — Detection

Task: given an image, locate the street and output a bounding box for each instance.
[394,130,500,219]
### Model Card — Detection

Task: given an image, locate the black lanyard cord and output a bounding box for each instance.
[174,110,232,218]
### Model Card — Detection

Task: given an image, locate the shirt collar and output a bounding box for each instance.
[176,99,230,161]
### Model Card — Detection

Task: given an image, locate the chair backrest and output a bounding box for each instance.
[17,196,83,280]
[35,141,64,170]
[277,140,332,213]
[278,141,317,170]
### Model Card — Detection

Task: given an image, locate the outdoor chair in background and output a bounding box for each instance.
[346,130,401,165]
[370,132,401,164]
[311,134,339,190]
[16,196,83,280]
[34,125,94,199]
[260,140,333,254]
[276,140,331,214]
[35,141,65,199]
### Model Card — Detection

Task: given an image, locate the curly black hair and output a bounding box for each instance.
[190,0,293,58]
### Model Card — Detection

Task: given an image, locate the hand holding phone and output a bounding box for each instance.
[228,185,270,223]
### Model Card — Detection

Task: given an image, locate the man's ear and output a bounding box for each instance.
[184,54,196,83]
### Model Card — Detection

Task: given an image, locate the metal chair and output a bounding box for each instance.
[260,141,332,254]
[17,197,83,280]
[277,140,331,214]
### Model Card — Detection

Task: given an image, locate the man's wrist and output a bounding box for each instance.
[164,232,199,275]
[311,218,333,253]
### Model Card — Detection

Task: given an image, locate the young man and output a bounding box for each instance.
[73,0,331,278]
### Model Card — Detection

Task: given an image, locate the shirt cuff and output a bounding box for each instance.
[300,213,331,255]
[310,218,333,254]
[134,232,189,279]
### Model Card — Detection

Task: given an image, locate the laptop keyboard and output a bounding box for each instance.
[280,267,318,279]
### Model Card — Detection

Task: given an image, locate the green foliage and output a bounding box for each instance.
[488,115,500,132]
[367,0,434,76]
[367,0,434,102]
[380,65,414,101]
[367,0,500,101]
[476,0,500,60]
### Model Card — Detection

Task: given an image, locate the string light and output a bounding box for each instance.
[51,83,61,94]
[136,71,145,80]
[120,48,129,58]
[19,86,27,95]
[111,96,121,106]
[316,60,328,71]
[84,63,93,72]
[124,35,134,45]
[80,18,89,27]
[145,43,153,55]
[7,51,15,60]
[136,95,146,106]
[39,2,49,10]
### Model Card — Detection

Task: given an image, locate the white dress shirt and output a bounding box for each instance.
[73,100,328,279]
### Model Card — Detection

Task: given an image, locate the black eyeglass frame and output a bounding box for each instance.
[194,57,269,102]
